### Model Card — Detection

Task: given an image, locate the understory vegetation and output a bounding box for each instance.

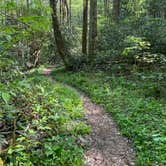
[0,0,166,165]
[53,68,166,165]
[0,74,90,165]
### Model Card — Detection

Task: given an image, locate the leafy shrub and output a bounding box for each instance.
[97,23,132,53]
[122,36,150,62]
[122,36,166,65]
[0,75,89,165]
[135,52,166,65]
[123,36,150,56]
[140,18,166,54]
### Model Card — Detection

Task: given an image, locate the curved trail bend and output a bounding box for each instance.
[42,68,135,166]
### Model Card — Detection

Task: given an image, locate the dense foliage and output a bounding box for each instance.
[0,0,166,165]
[53,69,166,165]
[0,74,90,165]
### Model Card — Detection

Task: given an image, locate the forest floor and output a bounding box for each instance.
[42,67,135,166]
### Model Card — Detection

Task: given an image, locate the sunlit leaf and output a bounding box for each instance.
[1,92,10,104]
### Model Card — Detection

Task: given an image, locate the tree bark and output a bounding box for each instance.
[104,0,108,16]
[50,0,71,69]
[88,0,97,56]
[26,0,30,13]
[82,0,88,54]
[69,0,72,31]
[113,0,120,22]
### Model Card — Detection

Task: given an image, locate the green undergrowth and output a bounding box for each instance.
[52,69,166,166]
[0,75,90,165]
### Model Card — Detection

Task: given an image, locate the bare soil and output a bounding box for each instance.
[82,95,135,166]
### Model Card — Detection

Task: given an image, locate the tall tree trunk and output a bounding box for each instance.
[62,0,67,22]
[50,0,71,69]
[26,0,30,13]
[69,0,72,31]
[113,0,120,22]
[59,0,62,23]
[65,0,70,26]
[148,0,157,18]
[88,0,97,56]
[104,0,108,16]
[82,0,88,54]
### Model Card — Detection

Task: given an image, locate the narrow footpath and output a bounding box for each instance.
[82,95,135,166]
[42,68,135,166]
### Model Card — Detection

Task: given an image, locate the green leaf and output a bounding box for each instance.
[153,137,166,142]
[7,147,13,155]
[0,158,4,166]
[2,92,10,104]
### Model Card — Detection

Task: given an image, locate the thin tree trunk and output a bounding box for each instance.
[113,0,120,22]
[26,0,30,13]
[62,0,66,22]
[59,0,62,23]
[88,0,97,56]
[82,0,88,54]
[65,0,70,26]
[69,0,72,31]
[104,0,108,16]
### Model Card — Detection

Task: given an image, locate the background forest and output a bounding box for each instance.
[0,0,166,165]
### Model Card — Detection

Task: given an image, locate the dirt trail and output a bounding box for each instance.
[82,96,135,166]
[42,68,135,166]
